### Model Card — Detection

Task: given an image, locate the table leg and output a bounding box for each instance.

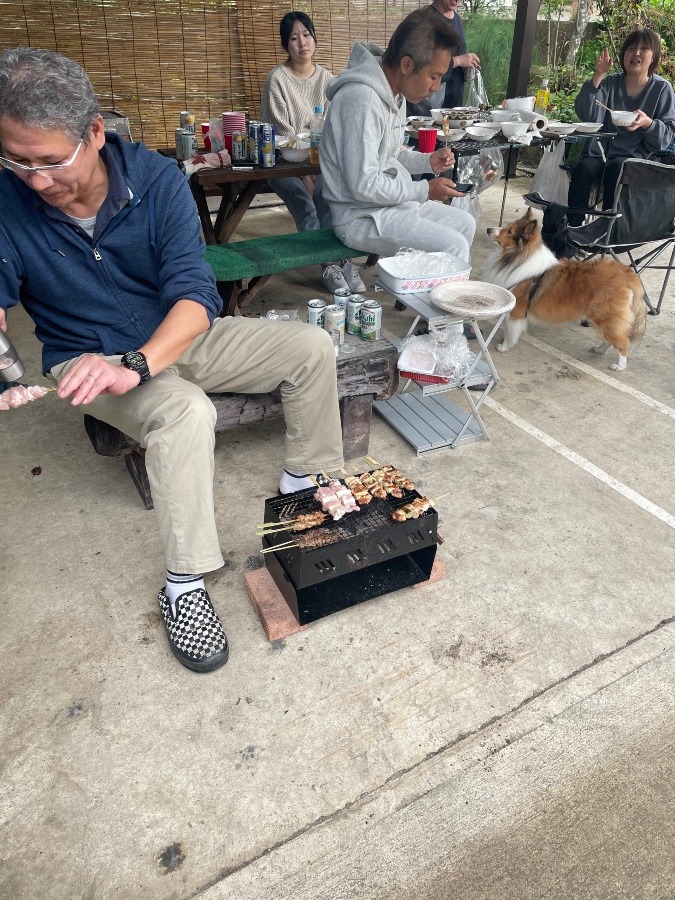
[190,180,217,245]
[219,182,260,243]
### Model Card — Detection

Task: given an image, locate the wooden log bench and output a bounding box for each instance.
[83,331,400,510]
[204,228,377,316]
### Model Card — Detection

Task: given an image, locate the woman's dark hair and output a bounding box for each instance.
[619,28,661,77]
[279,12,317,54]
[383,8,460,73]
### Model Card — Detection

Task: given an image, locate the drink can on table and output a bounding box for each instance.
[360,300,382,341]
[259,123,275,168]
[332,287,351,309]
[307,298,326,327]
[175,128,196,161]
[180,111,196,132]
[248,121,262,163]
[232,131,248,162]
[347,294,365,335]
[323,305,345,345]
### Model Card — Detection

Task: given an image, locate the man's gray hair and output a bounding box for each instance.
[0,48,100,143]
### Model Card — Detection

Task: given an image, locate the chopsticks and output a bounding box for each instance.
[594,99,612,113]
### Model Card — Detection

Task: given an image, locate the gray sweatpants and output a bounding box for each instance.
[50,317,344,574]
[335,199,476,263]
[266,174,333,232]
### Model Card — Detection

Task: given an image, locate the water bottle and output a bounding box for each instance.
[309,105,324,165]
[534,78,550,116]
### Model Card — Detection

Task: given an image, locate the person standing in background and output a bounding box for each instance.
[260,11,366,294]
[407,0,480,118]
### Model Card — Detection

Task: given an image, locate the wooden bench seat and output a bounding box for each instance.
[84,331,399,510]
[204,228,376,315]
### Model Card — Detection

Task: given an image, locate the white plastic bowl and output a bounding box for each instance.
[465,125,497,142]
[505,96,536,112]
[611,110,638,127]
[280,143,310,162]
[545,122,576,135]
[501,121,530,138]
[490,109,521,123]
[574,122,603,133]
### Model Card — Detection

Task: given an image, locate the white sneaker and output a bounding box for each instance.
[342,261,366,293]
[322,265,349,293]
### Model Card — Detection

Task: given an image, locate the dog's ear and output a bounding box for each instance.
[524,208,534,221]
[523,217,538,239]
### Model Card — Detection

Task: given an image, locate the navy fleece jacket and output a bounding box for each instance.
[0,134,222,374]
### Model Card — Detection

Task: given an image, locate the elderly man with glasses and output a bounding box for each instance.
[0,48,344,673]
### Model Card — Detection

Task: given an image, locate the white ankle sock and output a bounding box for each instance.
[279,470,316,495]
[165,570,205,606]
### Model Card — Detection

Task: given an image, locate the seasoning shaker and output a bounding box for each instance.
[0,330,26,382]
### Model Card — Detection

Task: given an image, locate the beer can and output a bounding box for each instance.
[232,131,248,162]
[347,294,366,335]
[332,287,351,309]
[360,300,382,341]
[180,111,196,133]
[323,304,345,345]
[307,298,326,327]
[175,128,196,161]
[259,123,276,168]
[248,121,262,163]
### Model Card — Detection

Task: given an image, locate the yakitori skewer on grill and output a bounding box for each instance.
[390,497,432,522]
[257,511,327,534]
[380,465,415,492]
[358,471,387,500]
[314,480,359,520]
[343,475,372,505]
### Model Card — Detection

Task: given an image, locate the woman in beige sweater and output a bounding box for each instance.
[260,11,365,294]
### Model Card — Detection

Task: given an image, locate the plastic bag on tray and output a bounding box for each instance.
[398,330,473,382]
[208,118,224,154]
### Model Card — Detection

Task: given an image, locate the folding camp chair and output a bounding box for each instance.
[525,157,675,315]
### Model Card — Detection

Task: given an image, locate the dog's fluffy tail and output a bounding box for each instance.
[629,281,647,351]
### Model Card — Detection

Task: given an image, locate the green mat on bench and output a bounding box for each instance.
[204,228,363,281]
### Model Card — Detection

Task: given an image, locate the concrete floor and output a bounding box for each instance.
[1,175,674,900]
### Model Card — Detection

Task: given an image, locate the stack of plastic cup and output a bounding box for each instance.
[222,111,246,155]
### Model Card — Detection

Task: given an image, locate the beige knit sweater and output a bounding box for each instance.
[260,63,335,137]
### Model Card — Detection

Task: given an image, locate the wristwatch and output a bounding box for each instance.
[120,350,152,384]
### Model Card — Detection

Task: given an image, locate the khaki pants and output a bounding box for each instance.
[51,317,344,573]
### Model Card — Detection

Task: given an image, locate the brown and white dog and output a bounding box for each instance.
[485,209,646,371]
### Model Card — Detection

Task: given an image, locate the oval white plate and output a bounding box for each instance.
[429,281,515,318]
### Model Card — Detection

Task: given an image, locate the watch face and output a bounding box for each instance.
[123,351,146,369]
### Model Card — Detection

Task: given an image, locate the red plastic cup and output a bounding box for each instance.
[417,128,438,153]
[201,123,211,152]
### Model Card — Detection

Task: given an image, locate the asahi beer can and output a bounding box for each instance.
[323,304,345,345]
[175,128,196,161]
[347,294,366,335]
[307,298,326,327]
[180,111,196,133]
[248,121,262,163]
[332,287,351,309]
[259,123,275,168]
[232,131,248,162]
[360,300,382,341]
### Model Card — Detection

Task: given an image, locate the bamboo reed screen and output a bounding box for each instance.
[0,0,425,149]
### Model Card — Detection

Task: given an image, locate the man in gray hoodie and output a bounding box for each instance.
[320,9,475,264]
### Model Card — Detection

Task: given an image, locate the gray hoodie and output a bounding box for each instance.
[320,42,434,229]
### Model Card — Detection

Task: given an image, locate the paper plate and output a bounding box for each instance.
[429,281,515,318]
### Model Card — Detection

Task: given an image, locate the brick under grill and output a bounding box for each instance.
[263,474,438,625]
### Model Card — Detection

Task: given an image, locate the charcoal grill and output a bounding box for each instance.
[262,477,438,624]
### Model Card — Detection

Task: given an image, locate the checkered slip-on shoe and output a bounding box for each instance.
[158,587,229,673]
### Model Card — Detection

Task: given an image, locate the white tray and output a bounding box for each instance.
[429,281,515,318]
[378,253,471,295]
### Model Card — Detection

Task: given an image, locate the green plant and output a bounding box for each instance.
[463,14,515,106]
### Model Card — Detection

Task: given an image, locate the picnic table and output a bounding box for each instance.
[158,149,320,244]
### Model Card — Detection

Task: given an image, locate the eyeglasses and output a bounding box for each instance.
[0,140,83,177]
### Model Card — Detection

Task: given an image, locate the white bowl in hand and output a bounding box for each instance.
[501,121,530,138]
[611,110,638,127]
